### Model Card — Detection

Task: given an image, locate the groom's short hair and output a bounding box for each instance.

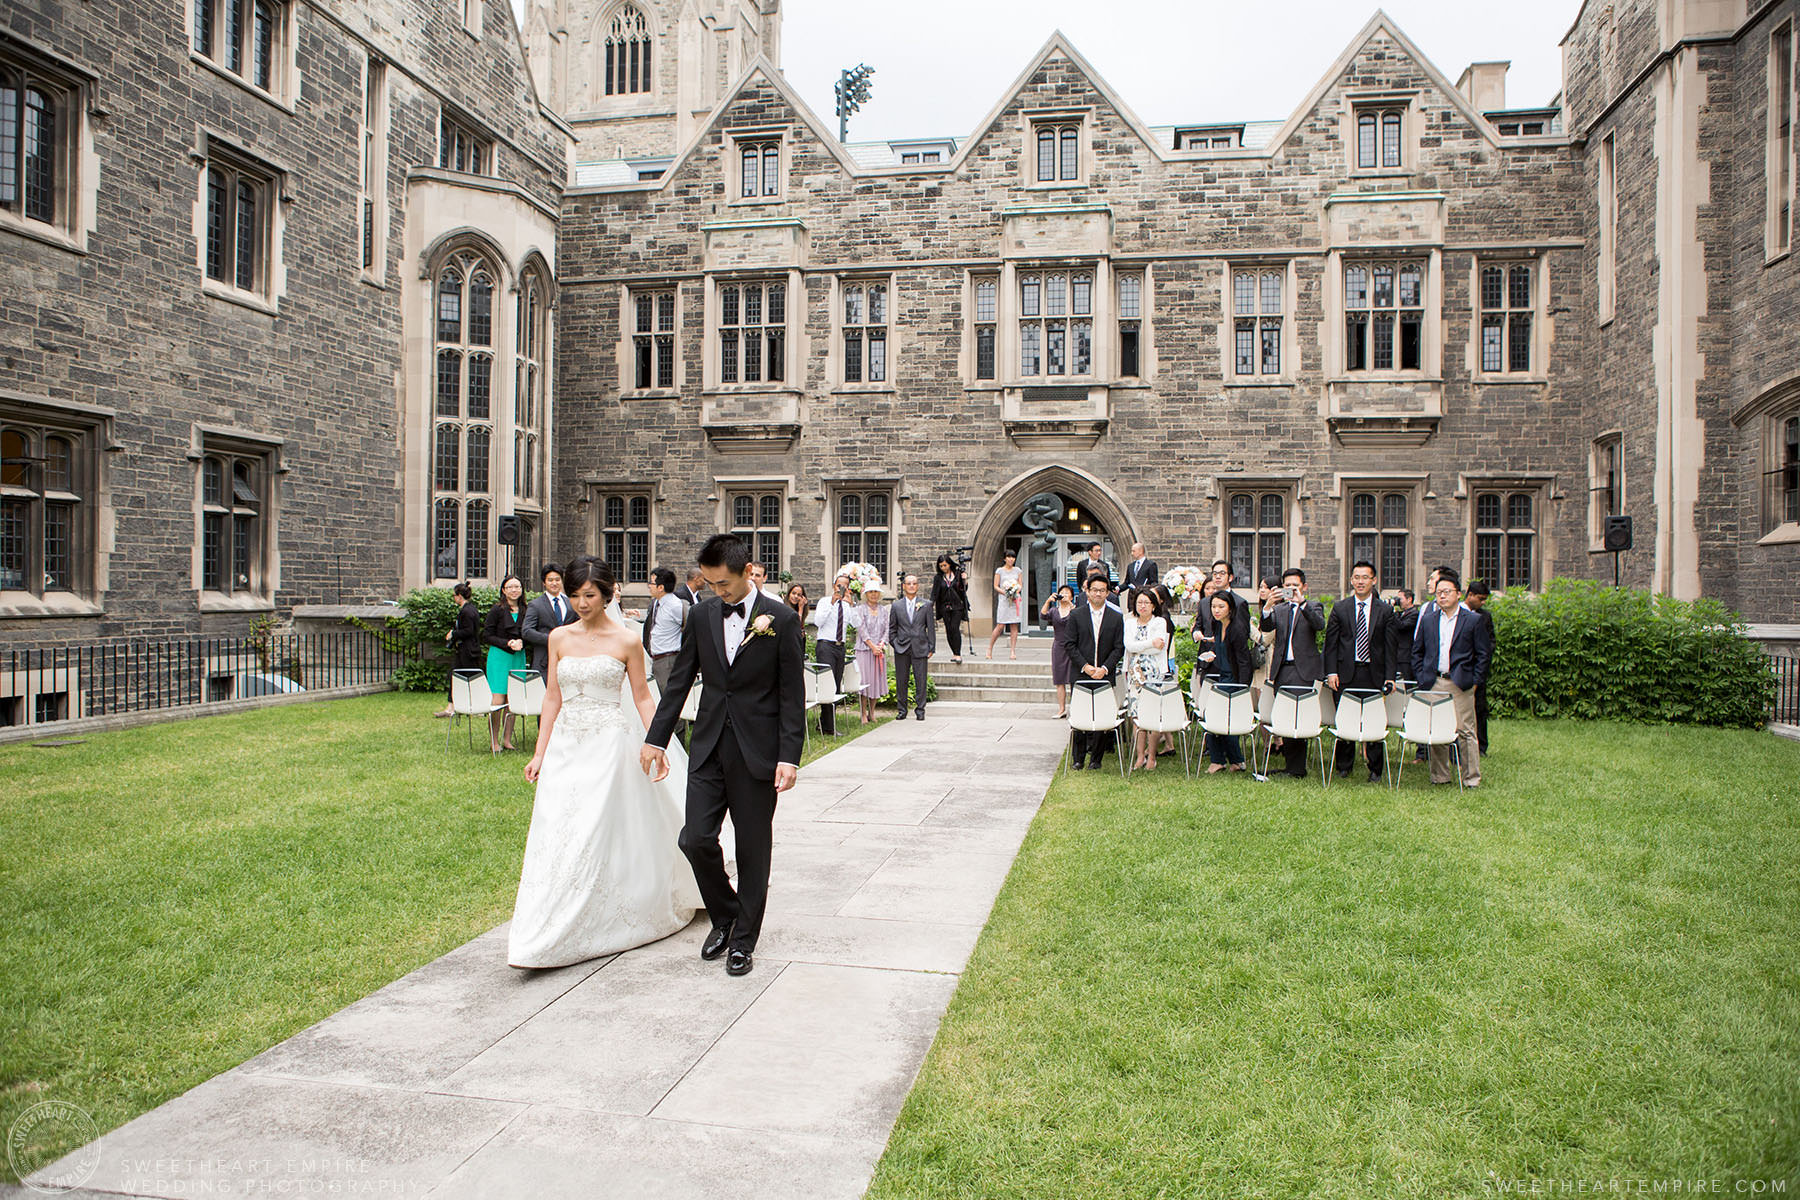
[696,533,751,574]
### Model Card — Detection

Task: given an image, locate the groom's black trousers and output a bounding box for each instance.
[679,731,775,953]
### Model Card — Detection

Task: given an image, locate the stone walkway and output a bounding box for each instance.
[18,702,1066,1200]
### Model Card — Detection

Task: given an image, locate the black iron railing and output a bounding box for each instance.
[0,631,404,729]
[1770,654,1800,726]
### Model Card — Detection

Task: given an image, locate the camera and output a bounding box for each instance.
[952,545,973,570]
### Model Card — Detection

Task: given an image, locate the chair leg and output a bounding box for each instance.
[1453,742,1464,794]
[1115,727,1127,779]
[446,711,453,753]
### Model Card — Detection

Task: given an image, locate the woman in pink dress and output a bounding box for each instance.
[848,584,890,724]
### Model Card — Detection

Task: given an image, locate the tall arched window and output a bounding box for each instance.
[603,5,652,96]
[515,270,547,507]
[431,250,497,580]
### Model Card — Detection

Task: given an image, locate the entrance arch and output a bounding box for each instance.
[967,466,1141,634]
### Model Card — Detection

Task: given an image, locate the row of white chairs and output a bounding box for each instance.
[447,667,548,754]
[1064,673,1467,789]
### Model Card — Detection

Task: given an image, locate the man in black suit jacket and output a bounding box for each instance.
[1192,561,1250,645]
[519,562,579,676]
[1060,573,1126,769]
[1410,568,1493,788]
[642,535,804,977]
[890,574,935,720]
[1323,559,1396,781]
[1121,543,1159,593]
[673,565,704,605]
[1259,566,1326,777]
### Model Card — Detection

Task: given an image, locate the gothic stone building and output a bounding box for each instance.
[4,0,1798,692]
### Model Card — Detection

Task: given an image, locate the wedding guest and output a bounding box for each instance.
[1079,542,1115,592]
[484,573,529,752]
[1198,592,1253,773]
[1122,542,1159,592]
[811,575,853,735]
[642,566,687,694]
[1041,584,1076,717]
[1324,559,1395,782]
[848,583,891,724]
[1465,580,1495,755]
[988,550,1024,661]
[520,561,579,678]
[1123,587,1172,770]
[1150,581,1179,754]
[1391,588,1419,682]
[784,582,810,624]
[1260,566,1325,778]
[1063,573,1125,771]
[891,574,934,720]
[437,581,484,717]
[748,561,782,600]
[931,553,969,662]
[1248,575,1280,705]
[675,566,704,605]
[1410,568,1492,788]
[1209,560,1251,627]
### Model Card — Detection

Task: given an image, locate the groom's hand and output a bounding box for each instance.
[774,763,797,793]
[639,744,669,782]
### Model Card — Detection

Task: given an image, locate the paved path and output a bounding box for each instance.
[19,702,1066,1200]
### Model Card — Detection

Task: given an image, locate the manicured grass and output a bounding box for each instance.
[0,690,882,1182]
[870,722,1800,1197]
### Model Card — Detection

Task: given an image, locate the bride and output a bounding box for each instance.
[508,555,701,969]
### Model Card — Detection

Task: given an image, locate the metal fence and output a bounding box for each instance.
[0,631,404,729]
[1771,654,1800,726]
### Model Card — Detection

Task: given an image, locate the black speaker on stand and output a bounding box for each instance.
[497,514,520,580]
[1602,515,1633,586]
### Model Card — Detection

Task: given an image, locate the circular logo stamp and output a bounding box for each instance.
[6,1101,101,1194]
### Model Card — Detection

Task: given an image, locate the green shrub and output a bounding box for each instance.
[1483,579,1773,728]
[354,585,504,694]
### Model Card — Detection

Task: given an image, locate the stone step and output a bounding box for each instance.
[928,670,1057,689]
[930,660,1051,677]
[932,684,1060,704]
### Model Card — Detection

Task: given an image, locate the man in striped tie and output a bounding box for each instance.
[1324,560,1395,782]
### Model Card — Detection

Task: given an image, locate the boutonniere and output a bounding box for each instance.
[748,613,776,639]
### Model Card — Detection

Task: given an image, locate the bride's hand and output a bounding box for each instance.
[639,744,669,782]
[524,755,543,782]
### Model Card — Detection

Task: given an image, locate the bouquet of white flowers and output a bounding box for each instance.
[835,562,884,597]
[1160,565,1207,600]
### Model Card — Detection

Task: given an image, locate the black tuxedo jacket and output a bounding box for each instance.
[1121,558,1160,592]
[645,590,805,780]
[1323,594,1396,683]
[1259,597,1326,682]
[1410,605,1494,693]
[1062,602,1125,683]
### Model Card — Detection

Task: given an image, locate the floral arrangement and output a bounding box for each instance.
[1002,580,1022,599]
[1161,566,1207,600]
[835,562,884,597]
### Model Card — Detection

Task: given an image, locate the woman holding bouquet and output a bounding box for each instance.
[848,582,891,724]
[988,549,1024,661]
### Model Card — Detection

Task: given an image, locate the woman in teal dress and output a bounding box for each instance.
[484,573,528,751]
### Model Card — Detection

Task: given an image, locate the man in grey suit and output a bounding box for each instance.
[519,561,579,676]
[1259,565,1326,778]
[890,573,935,720]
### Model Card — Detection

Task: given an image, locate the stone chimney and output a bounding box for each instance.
[1456,61,1510,113]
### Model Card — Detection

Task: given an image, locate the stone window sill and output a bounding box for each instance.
[0,592,103,619]
[202,280,280,317]
[620,388,681,401]
[189,51,296,114]
[1225,377,1296,388]
[1757,522,1800,547]
[198,592,276,614]
[829,384,897,396]
[0,213,87,256]
[1473,373,1550,385]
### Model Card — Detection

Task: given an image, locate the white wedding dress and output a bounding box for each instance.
[506,651,702,968]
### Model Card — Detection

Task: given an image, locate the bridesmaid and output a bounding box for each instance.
[849,584,891,724]
[1041,584,1076,717]
[484,573,528,752]
[987,549,1024,661]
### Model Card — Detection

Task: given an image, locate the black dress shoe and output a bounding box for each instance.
[726,948,753,976]
[894,711,907,720]
[1071,759,1086,771]
[1368,770,1383,783]
[915,710,925,720]
[701,924,732,961]
[1088,757,1106,770]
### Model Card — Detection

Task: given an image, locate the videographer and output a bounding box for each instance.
[932,552,969,663]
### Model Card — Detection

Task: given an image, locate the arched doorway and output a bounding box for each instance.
[967,466,1140,634]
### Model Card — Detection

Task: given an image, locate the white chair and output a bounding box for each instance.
[1200,682,1257,775]
[1251,683,1278,768]
[1189,673,1215,726]
[840,658,862,703]
[506,669,546,743]
[1065,679,1127,778]
[802,662,844,744]
[1395,690,1463,792]
[1327,688,1388,786]
[1261,683,1326,783]
[1385,679,1415,766]
[1130,678,1191,776]
[448,668,505,754]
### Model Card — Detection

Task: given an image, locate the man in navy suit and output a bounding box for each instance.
[1410,567,1493,788]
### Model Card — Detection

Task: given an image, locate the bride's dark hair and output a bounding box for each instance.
[563,555,616,603]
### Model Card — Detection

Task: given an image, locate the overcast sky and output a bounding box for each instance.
[769,0,1576,143]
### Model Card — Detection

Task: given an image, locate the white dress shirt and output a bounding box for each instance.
[723,593,753,665]
[1437,607,1459,675]
[811,598,849,644]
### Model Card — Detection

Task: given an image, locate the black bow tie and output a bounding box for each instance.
[724,601,747,620]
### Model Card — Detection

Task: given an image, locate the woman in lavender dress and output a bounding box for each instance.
[1041,584,1076,717]
[848,584,890,724]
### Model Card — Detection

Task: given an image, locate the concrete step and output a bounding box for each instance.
[933,684,1060,703]
[929,671,1057,690]
[930,660,1051,677]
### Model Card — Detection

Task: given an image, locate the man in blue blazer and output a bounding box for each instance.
[1410,567,1493,787]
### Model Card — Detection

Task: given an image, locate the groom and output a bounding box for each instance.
[641,534,804,977]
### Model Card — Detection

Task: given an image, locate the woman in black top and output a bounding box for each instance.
[437,581,484,717]
[1199,592,1254,773]
[930,553,969,663]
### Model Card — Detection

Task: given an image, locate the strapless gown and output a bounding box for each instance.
[507,653,701,968]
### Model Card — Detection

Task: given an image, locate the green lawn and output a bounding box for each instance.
[870,721,1800,1197]
[0,689,882,1182]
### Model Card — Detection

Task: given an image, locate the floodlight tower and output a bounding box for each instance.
[835,63,875,142]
